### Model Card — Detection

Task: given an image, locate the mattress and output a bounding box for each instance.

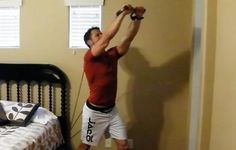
[0,119,63,150]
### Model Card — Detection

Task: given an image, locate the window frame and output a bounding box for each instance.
[69,5,102,49]
[0,7,20,49]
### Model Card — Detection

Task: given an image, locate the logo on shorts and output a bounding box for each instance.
[86,117,96,142]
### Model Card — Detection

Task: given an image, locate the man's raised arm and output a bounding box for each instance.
[91,5,133,56]
[117,6,146,55]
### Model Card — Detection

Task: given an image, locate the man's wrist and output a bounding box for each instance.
[130,12,144,21]
[130,15,144,21]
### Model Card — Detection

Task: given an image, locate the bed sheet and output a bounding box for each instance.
[0,119,63,150]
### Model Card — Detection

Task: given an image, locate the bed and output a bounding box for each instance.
[0,63,70,150]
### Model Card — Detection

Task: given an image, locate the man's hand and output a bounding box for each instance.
[134,6,146,17]
[122,4,134,15]
[116,4,133,16]
[129,6,146,21]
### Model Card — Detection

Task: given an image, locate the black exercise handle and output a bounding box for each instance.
[130,8,146,20]
[116,6,146,18]
[116,5,134,16]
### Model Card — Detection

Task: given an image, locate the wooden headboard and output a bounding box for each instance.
[0,63,70,149]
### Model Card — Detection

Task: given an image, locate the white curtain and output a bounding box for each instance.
[0,0,22,7]
[64,0,104,6]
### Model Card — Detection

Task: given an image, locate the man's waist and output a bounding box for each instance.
[86,100,115,113]
[88,94,116,106]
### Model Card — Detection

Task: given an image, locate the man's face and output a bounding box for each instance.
[90,29,102,46]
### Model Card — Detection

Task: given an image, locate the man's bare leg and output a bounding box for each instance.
[77,143,91,150]
[114,139,129,150]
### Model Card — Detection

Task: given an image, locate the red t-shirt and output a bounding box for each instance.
[84,47,122,106]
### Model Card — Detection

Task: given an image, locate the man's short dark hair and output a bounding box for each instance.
[84,27,100,48]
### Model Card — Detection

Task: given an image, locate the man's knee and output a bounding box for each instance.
[116,140,129,150]
[77,143,91,150]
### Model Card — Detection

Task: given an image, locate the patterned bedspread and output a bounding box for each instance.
[0,119,63,150]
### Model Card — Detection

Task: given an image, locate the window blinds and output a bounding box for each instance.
[0,7,20,48]
[65,0,104,6]
[69,6,101,48]
[0,0,22,7]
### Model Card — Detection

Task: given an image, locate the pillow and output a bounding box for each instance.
[0,103,9,125]
[0,100,40,126]
[31,106,57,124]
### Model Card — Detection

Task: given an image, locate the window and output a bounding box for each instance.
[69,6,101,49]
[0,7,20,48]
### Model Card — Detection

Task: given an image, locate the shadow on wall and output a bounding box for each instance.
[120,48,190,150]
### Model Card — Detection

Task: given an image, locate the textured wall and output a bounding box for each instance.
[0,0,192,149]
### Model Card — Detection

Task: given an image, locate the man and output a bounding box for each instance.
[78,4,146,150]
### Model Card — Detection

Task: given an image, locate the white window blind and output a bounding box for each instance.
[65,0,104,6]
[0,7,20,48]
[0,0,22,7]
[69,6,101,49]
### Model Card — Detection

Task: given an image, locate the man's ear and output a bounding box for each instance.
[87,40,93,47]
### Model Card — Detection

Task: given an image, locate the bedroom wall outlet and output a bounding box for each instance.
[128,139,134,149]
[105,138,112,148]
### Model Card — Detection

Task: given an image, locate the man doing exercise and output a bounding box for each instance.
[78,4,146,150]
